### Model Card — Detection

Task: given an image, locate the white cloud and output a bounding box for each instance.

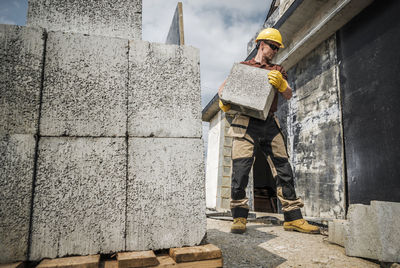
[143,0,271,107]
[0,16,17,25]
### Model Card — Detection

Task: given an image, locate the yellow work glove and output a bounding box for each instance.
[219,99,231,112]
[268,70,288,92]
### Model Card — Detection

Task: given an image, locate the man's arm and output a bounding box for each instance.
[218,79,227,98]
[280,82,292,100]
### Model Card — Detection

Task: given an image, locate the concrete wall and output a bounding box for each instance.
[0,24,205,262]
[284,35,345,219]
[27,0,142,40]
[205,111,223,209]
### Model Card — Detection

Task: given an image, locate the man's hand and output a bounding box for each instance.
[268,70,288,93]
[219,99,231,112]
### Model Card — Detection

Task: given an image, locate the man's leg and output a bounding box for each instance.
[265,117,319,234]
[230,134,255,233]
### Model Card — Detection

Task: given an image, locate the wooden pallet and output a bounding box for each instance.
[11,244,223,268]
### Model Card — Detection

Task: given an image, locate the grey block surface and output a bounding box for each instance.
[27,0,142,40]
[345,204,379,259]
[126,137,206,250]
[221,63,275,120]
[0,134,36,263]
[345,201,400,262]
[40,31,128,137]
[328,219,348,247]
[30,137,126,260]
[128,41,202,138]
[372,201,400,262]
[0,24,44,135]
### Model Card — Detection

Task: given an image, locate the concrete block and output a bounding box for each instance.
[345,201,400,262]
[128,41,202,138]
[0,134,36,263]
[345,204,379,259]
[328,219,348,247]
[372,201,400,262]
[30,137,126,260]
[27,0,142,40]
[0,25,44,135]
[40,31,128,137]
[220,63,275,120]
[126,137,206,251]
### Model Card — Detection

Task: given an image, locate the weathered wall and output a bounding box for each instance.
[284,35,345,219]
[205,111,224,209]
[0,25,45,263]
[26,0,142,40]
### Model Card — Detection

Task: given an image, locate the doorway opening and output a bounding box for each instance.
[253,148,278,213]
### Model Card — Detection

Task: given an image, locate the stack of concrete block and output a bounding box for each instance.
[0,0,206,263]
[0,24,45,263]
[220,63,275,120]
[328,201,400,263]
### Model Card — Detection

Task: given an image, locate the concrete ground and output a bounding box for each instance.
[206,218,379,268]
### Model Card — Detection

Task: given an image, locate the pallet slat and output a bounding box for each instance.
[0,262,24,268]
[169,244,222,263]
[36,255,100,268]
[117,251,159,268]
[155,255,222,268]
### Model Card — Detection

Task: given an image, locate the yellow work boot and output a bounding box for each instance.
[283,219,320,234]
[231,217,247,234]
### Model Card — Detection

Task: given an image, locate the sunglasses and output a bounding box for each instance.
[264,41,280,51]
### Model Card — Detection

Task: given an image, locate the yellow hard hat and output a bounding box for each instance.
[255,28,284,48]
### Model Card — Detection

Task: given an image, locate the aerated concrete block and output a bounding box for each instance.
[40,31,128,137]
[345,201,400,262]
[0,24,44,135]
[328,219,348,247]
[30,137,126,260]
[372,201,400,262]
[220,63,275,120]
[345,204,379,259]
[128,41,202,138]
[27,0,142,40]
[0,134,36,263]
[126,137,206,250]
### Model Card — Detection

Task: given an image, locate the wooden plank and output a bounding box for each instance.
[117,251,159,268]
[0,262,24,268]
[154,255,223,268]
[36,255,100,268]
[169,244,222,263]
[176,259,222,268]
[103,261,117,268]
[154,255,176,267]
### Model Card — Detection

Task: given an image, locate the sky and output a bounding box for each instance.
[0,0,271,108]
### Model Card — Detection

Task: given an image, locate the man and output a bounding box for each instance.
[218,28,319,234]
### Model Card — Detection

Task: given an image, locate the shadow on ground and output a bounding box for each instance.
[207,224,286,268]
